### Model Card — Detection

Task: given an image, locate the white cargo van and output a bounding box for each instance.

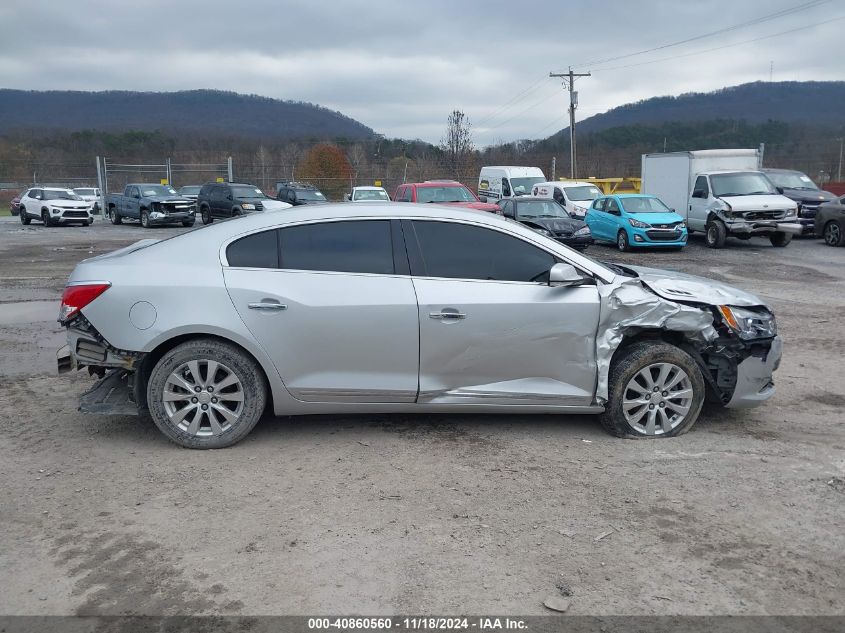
[531,181,603,219]
[641,149,801,248]
[477,166,545,203]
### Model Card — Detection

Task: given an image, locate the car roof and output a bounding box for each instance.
[600,194,656,199]
[509,197,559,202]
[353,186,386,190]
[761,168,804,174]
[410,181,468,188]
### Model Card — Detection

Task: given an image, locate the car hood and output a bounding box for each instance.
[47,200,91,208]
[779,188,837,204]
[445,201,500,212]
[627,211,685,225]
[259,199,293,211]
[144,196,194,204]
[717,194,795,211]
[519,216,586,233]
[623,265,765,308]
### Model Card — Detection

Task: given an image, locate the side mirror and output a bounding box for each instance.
[345,193,352,201]
[776,186,785,194]
[692,189,705,199]
[549,263,585,287]
[478,195,487,203]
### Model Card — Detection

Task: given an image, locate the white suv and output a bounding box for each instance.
[19,187,95,226]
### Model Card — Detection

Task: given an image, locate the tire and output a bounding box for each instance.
[823,221,845,247]
[599,341,705,439]
[110,208,122,225]
[41,210,53,227]
[705,219,727,249]
[20,207,31,225]
[85,219,93,226]
[141,210,150,228]
[146,339,267,449]
[616,230,630,252]
[769,232,792,247]
[201,206,213,225]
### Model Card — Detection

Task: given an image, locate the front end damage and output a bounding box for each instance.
[57,315,146,415]
[595,269,781,409]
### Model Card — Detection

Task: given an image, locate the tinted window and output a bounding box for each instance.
[411,221,555,283]
[280,220,394,275]
[226,230,279,269]
[693,176,709,197]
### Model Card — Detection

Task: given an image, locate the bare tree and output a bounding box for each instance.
[440,110,475,180]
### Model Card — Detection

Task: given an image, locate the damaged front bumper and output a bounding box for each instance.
[725,336,782,408]
[725,219,802,236]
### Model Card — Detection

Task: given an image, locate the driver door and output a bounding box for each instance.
[405,219,600,406]
[689,176,711,231]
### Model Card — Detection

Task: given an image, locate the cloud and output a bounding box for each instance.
[1,0,842,144]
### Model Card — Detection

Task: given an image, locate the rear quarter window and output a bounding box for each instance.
[226,230,279,269]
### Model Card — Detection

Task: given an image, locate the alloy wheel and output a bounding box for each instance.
[825,222,841,246]
[622,362,693,436]
[162,359,245,437]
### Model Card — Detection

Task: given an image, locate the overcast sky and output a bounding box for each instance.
[1,0,842,145]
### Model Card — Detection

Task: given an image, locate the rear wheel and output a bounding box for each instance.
[600,342,705,438]
[823,221,845,246]
[146,339,266,449]
[201,206,213,225]
[20,207,30,225]
[705,220,727,248]
[616,230,630,252]
[769,232,792,247]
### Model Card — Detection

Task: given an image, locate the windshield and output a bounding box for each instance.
[231,186,267,199]
[417,185,476,203]
[563,185,602,201]
[620,197,672,213]
[296,189,326,201]
[710,172,776,197]
[140,185,178,197]
[517,200,571,219]
[43,189,82,201]
[179,186,201,195]
[766,171,819,191]
[511,177,546,196]
[353,189,389,201]
[73,188,97,196]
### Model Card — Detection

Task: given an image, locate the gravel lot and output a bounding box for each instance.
[0,214,843,616]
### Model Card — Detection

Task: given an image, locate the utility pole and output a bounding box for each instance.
[551,156,556,181]
[550,68,591,179]
[837,137,844,182]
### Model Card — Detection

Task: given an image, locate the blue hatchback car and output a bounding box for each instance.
[586,194,688,251]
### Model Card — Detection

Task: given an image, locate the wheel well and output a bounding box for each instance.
[137,333,274,414]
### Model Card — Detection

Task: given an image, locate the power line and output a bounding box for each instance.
[577,0,830,67]
[592,14,845,72]
[474,75,549,127]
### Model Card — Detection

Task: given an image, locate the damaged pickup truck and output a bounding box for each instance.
[57,204,781,449]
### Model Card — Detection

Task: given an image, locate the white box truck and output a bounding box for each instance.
[641,149,801,248]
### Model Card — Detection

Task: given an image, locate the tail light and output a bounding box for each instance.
[59,282,111,323]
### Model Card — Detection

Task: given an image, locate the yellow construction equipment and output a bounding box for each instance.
[559,177,642,194]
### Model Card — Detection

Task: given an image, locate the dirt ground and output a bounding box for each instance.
[0,213,843,617]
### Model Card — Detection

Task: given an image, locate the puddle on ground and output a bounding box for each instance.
[0,300,59,325]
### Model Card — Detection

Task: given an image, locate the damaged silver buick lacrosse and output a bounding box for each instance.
[57,203,781,448]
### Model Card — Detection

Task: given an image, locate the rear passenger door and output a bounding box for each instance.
[223,219,420,403]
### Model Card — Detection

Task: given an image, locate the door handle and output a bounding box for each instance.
[248,301,287,311]
[429,309,466,320]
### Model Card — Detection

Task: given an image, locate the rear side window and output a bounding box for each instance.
[411,221,555,283]
[226,229,279,269]
[279,220,394,275]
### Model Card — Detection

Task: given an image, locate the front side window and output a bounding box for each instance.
[693,176,709,198]
[226,229,279,269]
[411,221,556,283]
[280,220,394,275]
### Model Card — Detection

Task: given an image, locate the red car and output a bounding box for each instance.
[393,180,501,213]
[9,194,21,216]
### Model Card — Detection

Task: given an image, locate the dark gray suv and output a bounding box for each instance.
[274,182,328,205]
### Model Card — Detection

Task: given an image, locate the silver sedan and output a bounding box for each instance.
[58,204,782,448]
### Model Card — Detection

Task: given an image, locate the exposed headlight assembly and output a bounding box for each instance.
[533,227,553,237]
[718,305,777,340]
[628,218,651,228]
[574,226,591,236]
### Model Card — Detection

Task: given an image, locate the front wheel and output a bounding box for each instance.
[616,230,630,252]
[110,208,122,225]
[769,232,792,247]
[823,221,845,247]
[141,210,150,228]
[201,206,213,225]
[20,207,31,225]
[600,342,705,438]
[41,210,53,227]
[146,339,267,449]
[705,220,727,248]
